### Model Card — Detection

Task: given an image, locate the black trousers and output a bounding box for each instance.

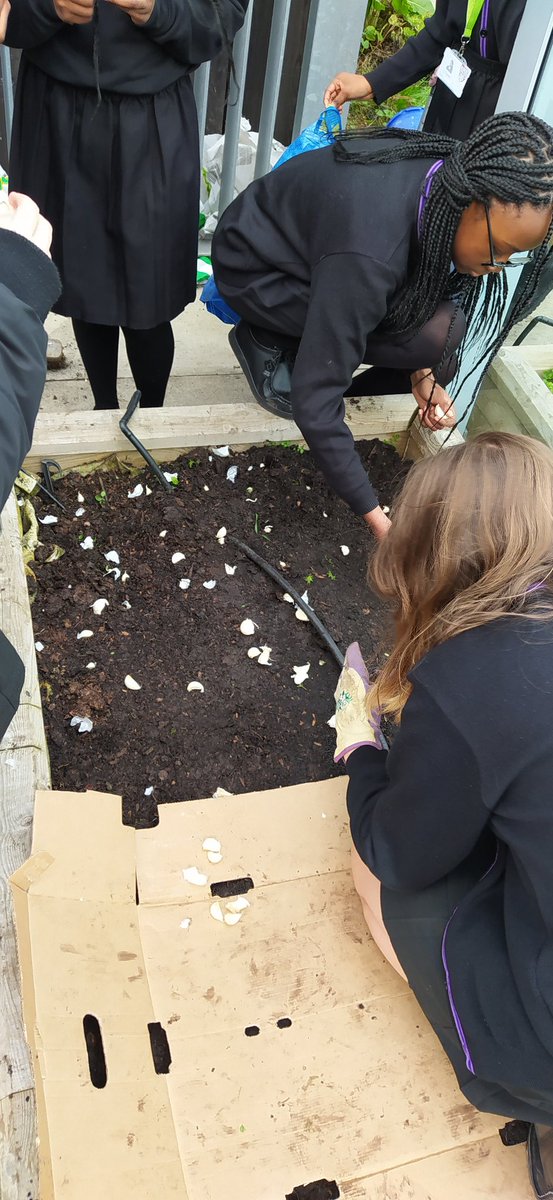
[250,301,466,398]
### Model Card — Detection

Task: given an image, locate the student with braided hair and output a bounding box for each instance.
[212,112,553,539]
[4,0,248,410]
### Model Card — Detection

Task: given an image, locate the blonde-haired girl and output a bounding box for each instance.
[333,432,553,1196]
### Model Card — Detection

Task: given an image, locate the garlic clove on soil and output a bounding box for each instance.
[182,866,208,886]
[327,714,337,729]
[159,530,167,538]
[86,661,96,670]
[171,551,185,564]
[203,580,216,590]
[75,507,85,517]
[207,851,223,864]
[187,681,204,693]
[226,897,250,914]
[282,592,295,605]
[77,492,85,503]
[295,609,310,622]
[91,598,109,616]
[240,618,256,636]
[77,629,94,639]
[210,901,225,922]
[124,675,141,691]
[247,647,261,659]
[216,526,227,545]
[257,645,273,666]
[340,545,350,557]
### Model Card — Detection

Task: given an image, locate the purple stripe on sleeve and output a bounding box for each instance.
[480,0,491,57]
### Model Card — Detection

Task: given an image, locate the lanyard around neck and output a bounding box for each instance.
[463,0,487,42]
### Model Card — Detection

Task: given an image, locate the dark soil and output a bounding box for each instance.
[29,439,409,827]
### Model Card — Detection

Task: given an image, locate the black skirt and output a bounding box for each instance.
[9,60,200,328]
[382,845,553,1126]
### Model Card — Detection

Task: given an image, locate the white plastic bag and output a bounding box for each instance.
[200,118,285,237]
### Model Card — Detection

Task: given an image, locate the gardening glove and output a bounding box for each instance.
[334,641,385,763]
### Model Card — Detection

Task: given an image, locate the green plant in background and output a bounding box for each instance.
[543,370,553,395]
[350,0,434,129]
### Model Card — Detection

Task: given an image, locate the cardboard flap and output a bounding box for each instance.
[30,789,135,902]
[136,776,349,905]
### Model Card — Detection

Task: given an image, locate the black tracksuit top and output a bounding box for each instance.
[213,144,439,516]
[347,616,553,1099]
[5,0,248,94]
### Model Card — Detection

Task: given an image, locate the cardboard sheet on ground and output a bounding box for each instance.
[10,781,532,1199]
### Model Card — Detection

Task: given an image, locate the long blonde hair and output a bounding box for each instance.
[370,432,553,720]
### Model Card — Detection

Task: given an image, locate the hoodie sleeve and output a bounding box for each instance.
[0,230,61,511]
[141,0,248,69]
[5,0,63,50]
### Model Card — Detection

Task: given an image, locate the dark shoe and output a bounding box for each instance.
[228,323,295,419]
[528,1124,553,1198]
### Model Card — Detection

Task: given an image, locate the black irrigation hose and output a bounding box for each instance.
[229,535,345,669]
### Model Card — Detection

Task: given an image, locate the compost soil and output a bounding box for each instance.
[29,439,409,827]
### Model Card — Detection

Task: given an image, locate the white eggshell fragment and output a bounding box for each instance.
[292,663,310,685]
[159,530,167,538]
[104,550,120,565]
[122,571,130,582]
[240,618,256,636]
[180,918,192,931]
[39,514,58,525]
[77,492,85,503]
[124,675,141,691]
[211,445,230,457]
[179,578,191,590]
[86,662,96,670]
[203,580,216,590]
[81,536,94,551]
[340,545,350,557]
[207,851,223,864]
[223,912,242,926]
[127,483,144,499]
[210,901,224,922]
[226,466,238,483]
[224,563,236,576]
[257,645,273,666]
[75,507,85,517]
[70,715,93,734]
[77,629,94,640]
[182,867,208,887]
[327,714,337,729]
[144,786,154,796]
[35,641,44,652]
[171,552,186,564]
[187,681,204,693]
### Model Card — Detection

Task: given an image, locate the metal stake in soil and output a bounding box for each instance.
[119,391,173,492]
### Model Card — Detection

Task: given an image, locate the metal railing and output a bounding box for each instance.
[0,46,13,146]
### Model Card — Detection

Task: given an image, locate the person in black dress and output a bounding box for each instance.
[333,431,553,1198]
[5,0,248,409]
[212,113,553,540]
[324,0,526,141]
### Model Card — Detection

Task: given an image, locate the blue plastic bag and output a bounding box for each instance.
[202,107,343,325]
[387,106,424,131]
[273,105,343,168]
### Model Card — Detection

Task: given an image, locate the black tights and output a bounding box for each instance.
[72,319,175,409]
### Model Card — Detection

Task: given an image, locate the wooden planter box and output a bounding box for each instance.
[0,395,461,1199]
[469,344,553,443]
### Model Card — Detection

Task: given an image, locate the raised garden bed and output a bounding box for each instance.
[469,344,553,443]
[29,439,410,827]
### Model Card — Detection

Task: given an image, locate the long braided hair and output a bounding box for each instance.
[334,113,553,417]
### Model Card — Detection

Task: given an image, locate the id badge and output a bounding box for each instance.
[435,46,472,98]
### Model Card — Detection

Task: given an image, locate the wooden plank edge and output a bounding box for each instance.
[25,395,416,471]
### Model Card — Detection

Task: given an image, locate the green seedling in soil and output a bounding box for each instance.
[187,457,200,468]
[543,370,553,395]
[95,488,107,507]
[305,573,314,585]
[327,568,336,581]
[254,512,260,534]
[277,440,308,454]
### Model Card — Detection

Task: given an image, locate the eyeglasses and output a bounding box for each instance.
[481,203,539,270]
